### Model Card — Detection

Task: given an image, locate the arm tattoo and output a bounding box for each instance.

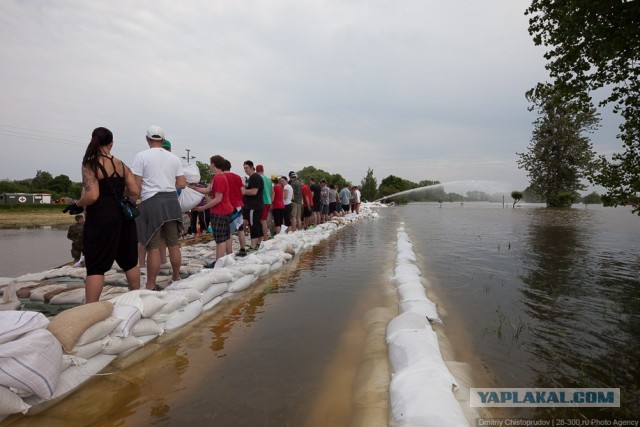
[82,168,96,193]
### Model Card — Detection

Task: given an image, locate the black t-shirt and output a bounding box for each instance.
[243,173,264,210]
[310,183,321,205]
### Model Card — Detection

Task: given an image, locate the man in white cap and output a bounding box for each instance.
[131,125,186,290]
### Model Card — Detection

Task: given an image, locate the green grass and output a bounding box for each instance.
[0,204,66,213]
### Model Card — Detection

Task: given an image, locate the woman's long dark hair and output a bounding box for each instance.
[82,127,113,175]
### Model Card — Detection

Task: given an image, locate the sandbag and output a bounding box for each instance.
[0,385,30,416]
[227,275,254,293]
[75,317,122,347]
[71,340,105,360]
[386,312,429,343]
[178,186,204,212]
[47,301,113,353]
[130,318,164,337]
[0,329,63,400]
[399,299,440,323]
[101,336,144,355]
[182,163,201,183]
[111,305,142,338]
[390,368,467,427]
[200,283,229,305]
[163,300,203,332]
[0,311,50,345]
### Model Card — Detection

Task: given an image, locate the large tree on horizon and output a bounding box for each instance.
[526,0,640,213]
[517,85,599,208]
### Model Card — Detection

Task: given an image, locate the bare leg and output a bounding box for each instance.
[137,243,146,267]
[237,229,246,249]
[167,244,182,281]
[85,274,105,303]
[160,241,168,264]
[125,266,141,290]
[145,248,160,289]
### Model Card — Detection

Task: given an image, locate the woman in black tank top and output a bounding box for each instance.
[72,127,141,303]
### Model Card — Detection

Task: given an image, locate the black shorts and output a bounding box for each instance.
[283,204,292,226]
[329,202,337,213]
[303,207,312,217]
[272,208,284,227]
[84,218,137,276]
[246,207,264,238]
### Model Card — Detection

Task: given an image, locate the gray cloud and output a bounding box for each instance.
[0,0,619,194]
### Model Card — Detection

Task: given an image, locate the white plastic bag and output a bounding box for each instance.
[178,187,204,212]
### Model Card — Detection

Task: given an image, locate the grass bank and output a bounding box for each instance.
[0,204,75,228]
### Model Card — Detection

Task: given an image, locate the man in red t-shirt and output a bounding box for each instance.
[301,180,313,229]
[191,155,233,267]
[222,160,248,257]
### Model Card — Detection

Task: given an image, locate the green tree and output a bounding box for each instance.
[195,160,212,186]
[48,174,73,194]
[360,167,377,202]
[526,0,640,213]
[582,191,602,205]
[517,85,599,208]
[377,175,416,200]
[31,170,53,191]
[511,191,523,208]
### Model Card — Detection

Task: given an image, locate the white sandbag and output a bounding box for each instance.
[130,318,164,337]
[23,354,116,413]
[200,283,229,305]
[182,163,201,183]
[163,288,202,303]
[397,281,428,302]
[399,299,441,323]
[71,340,105,360]
[238,264,267,276]
[101,336,144,355]
[49,288,85,305]
[255,254,278,265]
[269,261,284,272]
[390,368,467,427]
[113,291,167,318]
[0,385,30,416]
[163,300,203,332]
[15,272,47,283]
[0,329,63,399]
[111,305,142,338]
[202,296,224,312]
[171,276,211,293]
[150,294,188,322]
[0,311,50,345]
[227,274,255,293]
[394,264,421,277]
[75,317,122,347]
[396,249,416,262]
[387,329,457,387]
[386,312,430,343]
[178,186,204,212]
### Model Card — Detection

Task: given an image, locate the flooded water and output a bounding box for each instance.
[399,202,640,420]
[0,226,71,277]
[2,203,639,424]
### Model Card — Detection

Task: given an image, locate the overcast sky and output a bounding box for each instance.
[0,0,621,194]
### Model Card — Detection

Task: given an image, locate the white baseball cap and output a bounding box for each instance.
[146,125,165,140]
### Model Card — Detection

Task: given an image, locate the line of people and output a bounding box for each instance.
[64,125,363,304]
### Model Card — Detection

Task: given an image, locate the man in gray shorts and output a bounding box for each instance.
[132,125,186,290]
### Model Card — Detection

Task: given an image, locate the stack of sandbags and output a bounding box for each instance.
[0,311,63,418]
[387,226,468,427]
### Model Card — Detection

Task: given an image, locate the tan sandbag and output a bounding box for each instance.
[47,301,113,353]
[44,285,83,303]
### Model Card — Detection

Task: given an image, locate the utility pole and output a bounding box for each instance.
[182,149,196,164]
